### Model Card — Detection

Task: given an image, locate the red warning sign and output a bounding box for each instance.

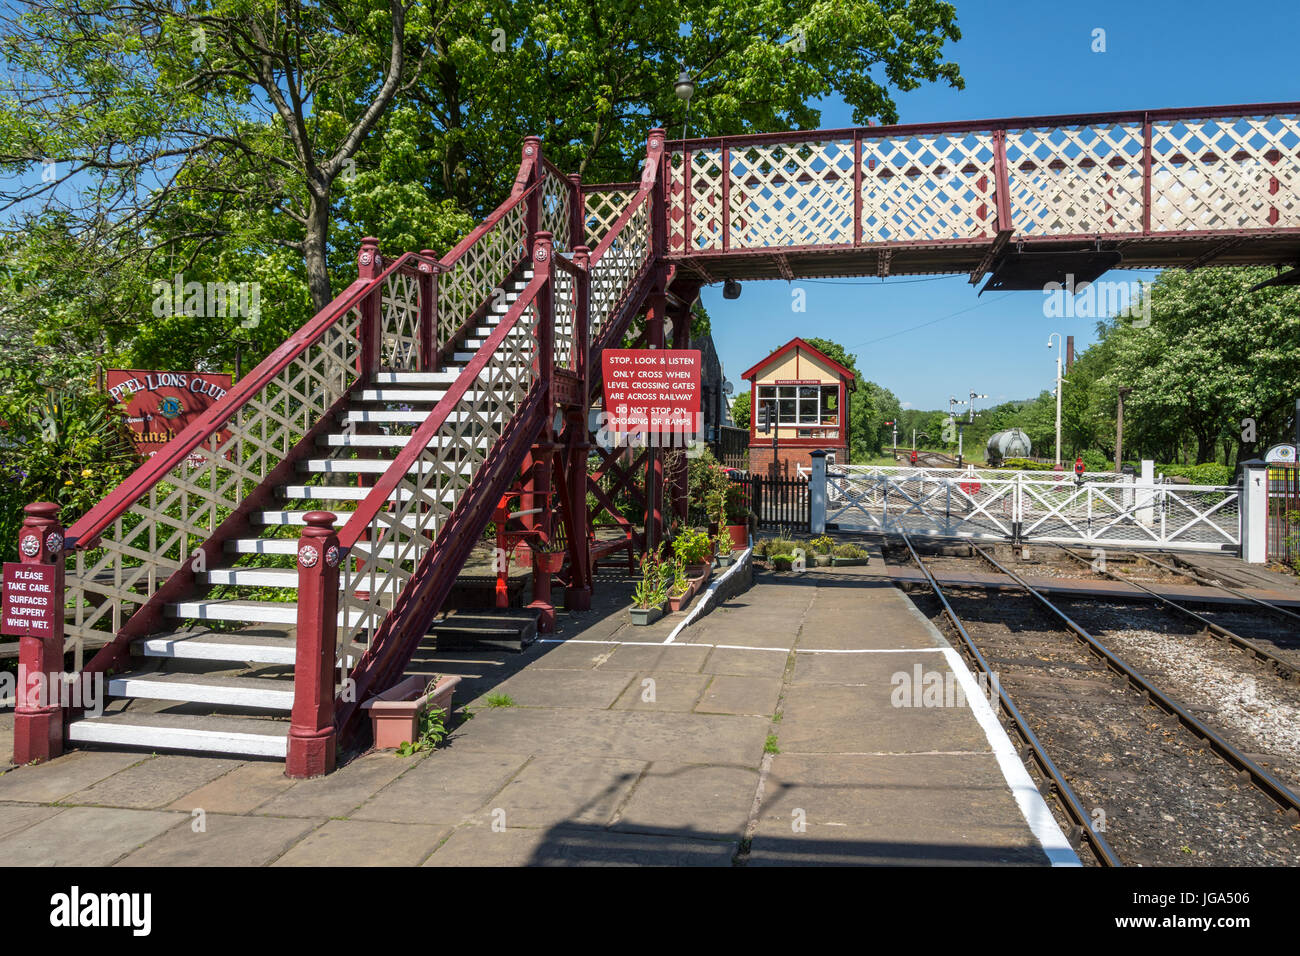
[2,563,57,637]
[601,349,701,432]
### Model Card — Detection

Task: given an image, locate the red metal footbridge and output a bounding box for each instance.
[11,101,1299,774]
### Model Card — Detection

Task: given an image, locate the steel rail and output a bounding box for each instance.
[1138,551,1300,627]
[968,543,1300,822]
[898,532,1122,866]
[1052,544,1300,682]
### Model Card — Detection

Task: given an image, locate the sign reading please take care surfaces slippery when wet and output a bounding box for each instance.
[2,563,57,636]
[601,349,701,433]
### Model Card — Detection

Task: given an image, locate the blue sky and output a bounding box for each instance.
[702,0,1299,411]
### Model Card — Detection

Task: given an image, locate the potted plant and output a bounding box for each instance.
[665,558,692,612]
[362,674,462,750]
[770,551,794,572]
[534,537,566,574]
[810,535,834,567]
[723,484,749,552]
[630,554,669,625]
[672,526,713,585]
[832,542,870,567]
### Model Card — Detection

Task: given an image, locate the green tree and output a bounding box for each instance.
[730,391,750,429]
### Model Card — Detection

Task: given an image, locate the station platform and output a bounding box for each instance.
[0,555,1076,867]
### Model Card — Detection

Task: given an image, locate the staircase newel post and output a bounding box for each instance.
[568,173,584,250]
[521,137,543,239]
[528,232,557,631]
[565,243,593,611]
[418,249,439,373]
[12,502,65,764]
[358,237,383,380]
[287,511,340,778]
[642,128,667,260]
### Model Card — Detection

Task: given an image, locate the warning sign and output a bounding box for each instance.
[601,349,701,433]
[2,563,57,637]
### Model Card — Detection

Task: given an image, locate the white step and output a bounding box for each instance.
[136,628,298,665]
[358,387,507,403]
[108,671,296,711]
[68,713,289,758]
[317,433,495,449]
[298,458,475,475]
[224,538,421,560]
[279,484,418,502]
[372,371,458,384]
[165,600,377,627]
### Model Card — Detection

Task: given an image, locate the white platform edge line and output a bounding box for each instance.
[939,646,1081,867]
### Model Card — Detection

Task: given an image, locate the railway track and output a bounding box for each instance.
[899,532,1300,867]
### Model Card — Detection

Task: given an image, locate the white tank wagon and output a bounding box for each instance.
[985,428,1032,466]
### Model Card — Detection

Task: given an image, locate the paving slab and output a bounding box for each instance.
[166,761,298,814]
[0,713,13,768]
[599,642,712,674]
[748,753,1048,866]
[0,750,147,804]
[424,823,736,866]
[0,805,183,866]
[117,813,317,866]
[777,655,991,754]
[0,802,64,839]
[68,754,243,810]
[473,754,646,828]
[253,751,413,819]
[350,751,529,825]
[476,666,634,710]
[611,673,711,712]
[612,762,758,842]
[272,819,450,866]
[699,645,790,677]
[696,675,783,717]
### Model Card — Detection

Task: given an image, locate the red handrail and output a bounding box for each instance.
[665,101,1300,151]
[65,250,436,548]
[336,271,548,551]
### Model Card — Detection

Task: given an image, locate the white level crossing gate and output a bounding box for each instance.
[819,466,1241,552]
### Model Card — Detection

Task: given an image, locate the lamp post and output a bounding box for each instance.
[674,69,695,141]
[1047,333,1064,467]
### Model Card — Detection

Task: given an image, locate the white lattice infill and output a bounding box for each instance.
[863,132,998,242]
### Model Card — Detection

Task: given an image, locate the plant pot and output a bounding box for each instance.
[726,524,748,551]
[832,557,869,567]
[715,553,732,569]
[813,553,833,567]
[686,562,711,584]
[535,550,565,574]
[363,674,462,750]
[630,605,664,625]
[667,590,691,612]
[772,556,793,572]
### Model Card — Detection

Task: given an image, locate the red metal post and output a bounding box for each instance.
[523,137,543,238]
[721,144,732,253]
[1142,113,1153,234]
[12,502,65,764]
[358,237,383,379]
[568,173,584,250]
[565,243,593,611]
[993,128,1013,233]
[528,231,557,631]
[853,130,863,246]
[670,298,693,528]
[418,249,438,373]
[286,511,339,778]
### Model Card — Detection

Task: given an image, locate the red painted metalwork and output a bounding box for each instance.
[418,249,439,372]
[12,503,65,764]
[287,511,340,778]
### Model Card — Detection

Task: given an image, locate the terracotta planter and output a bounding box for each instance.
[363,674,461,750]
[667,589,691,612]
[630,605,664,625]
[535,550,565,574]
[686,562,711,591]
[726,524,748,551]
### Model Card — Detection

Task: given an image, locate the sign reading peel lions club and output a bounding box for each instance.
[601,349,701,433]
[106,370,233,458]
[2,563,56,636]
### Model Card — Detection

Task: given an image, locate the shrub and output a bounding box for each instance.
[810,535,834,555]
[672,527,712,564]
[834,542,869,559]
[633,554,670,609]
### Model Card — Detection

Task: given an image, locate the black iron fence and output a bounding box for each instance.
[731,473,810,533]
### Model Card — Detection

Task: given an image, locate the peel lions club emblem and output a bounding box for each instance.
[158,395,185,419]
